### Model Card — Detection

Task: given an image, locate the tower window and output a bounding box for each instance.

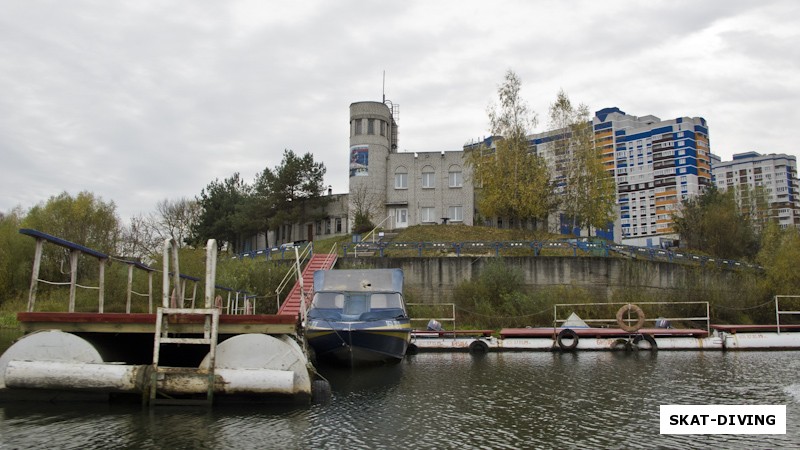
[368,119,375,135]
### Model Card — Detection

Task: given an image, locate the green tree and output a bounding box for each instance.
[0,208,35,297]
[257,149,328,243]
[23,191,121,254]
[193,173,251,251]
[672,186,758,259]
[547,90,615,235]
[468,70,555,228]
[757,222,800,295]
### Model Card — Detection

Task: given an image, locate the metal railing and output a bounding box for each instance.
[553,301,711,334]
[19,228,255,315]
[274,242,313,311]
[340,239,761,269]
[356,215,392,258]
[408,302,456,331]
[20,228,111,313]
[775,295,800,334]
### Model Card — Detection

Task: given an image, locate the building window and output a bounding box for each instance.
[380,120,386,137]
[354,119,362,135]
[448,206,463,222]
[421,207,435,223]
[368,119,375,135]
[395,167,408,189]
[422,166,435,188]
[448,166,463,188]
[336,218,342,233]
[325,219,331,235]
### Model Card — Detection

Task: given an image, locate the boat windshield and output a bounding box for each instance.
[309,292,406,321]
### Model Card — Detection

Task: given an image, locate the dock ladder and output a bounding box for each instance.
[149,239,220,406]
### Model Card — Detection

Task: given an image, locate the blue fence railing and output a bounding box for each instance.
[339,240,761,270]
[232,239,761,271]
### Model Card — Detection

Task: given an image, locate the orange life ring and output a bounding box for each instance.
[616,304,646,332]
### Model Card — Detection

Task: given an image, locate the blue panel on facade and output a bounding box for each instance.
[595,107,624,122]
[594,122,612,131]
[651,125,673,136]
[694,125,708,135]
[615,130,626,136]
[624,130,653,141]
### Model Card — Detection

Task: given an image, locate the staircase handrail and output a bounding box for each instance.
[321,242,339,269]
[356,215,392,257]
[275,242,312,311]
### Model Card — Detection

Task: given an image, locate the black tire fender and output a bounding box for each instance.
[311,379,332,405]
[557,329,579,351]
[468,339,489,355]
[633,333,658,351]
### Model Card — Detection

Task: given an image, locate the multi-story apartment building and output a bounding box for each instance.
[712,151,800,229]
[591,108,712,247]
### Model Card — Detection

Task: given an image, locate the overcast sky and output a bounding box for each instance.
[2,0,798,221]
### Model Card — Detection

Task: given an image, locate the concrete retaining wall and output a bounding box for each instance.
[335,256,749,304]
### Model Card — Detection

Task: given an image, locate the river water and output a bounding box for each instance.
[1,330,799,449]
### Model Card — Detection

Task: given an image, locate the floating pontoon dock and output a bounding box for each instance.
[408,299,800,353]
[0,229,324,405]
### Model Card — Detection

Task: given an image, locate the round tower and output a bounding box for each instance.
[348,101,397,232]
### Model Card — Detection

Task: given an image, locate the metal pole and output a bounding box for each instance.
[126,264,134,314]
[98,259,105,313]
[294,246,307,323]
[68,250,78,313]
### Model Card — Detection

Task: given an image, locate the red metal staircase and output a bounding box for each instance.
[277,252,337,317]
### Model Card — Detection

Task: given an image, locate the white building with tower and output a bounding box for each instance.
[348,100,475,231]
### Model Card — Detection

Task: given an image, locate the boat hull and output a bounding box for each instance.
[306,319,411,366]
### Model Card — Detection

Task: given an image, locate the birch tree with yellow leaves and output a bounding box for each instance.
[468,70,555,229]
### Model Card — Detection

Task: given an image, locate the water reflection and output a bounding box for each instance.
[0,351,798,448]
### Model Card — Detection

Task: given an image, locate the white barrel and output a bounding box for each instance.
[158,368,296,395]
[0,330,103,389]
[4,360,144,392]
[201,334,311,395]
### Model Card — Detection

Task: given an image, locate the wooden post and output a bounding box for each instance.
[68,250,79,312]
[27,238,44,312]
[205,239,217,310]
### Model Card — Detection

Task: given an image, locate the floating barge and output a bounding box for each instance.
[409,300,800,353]
[0,230,326,405]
